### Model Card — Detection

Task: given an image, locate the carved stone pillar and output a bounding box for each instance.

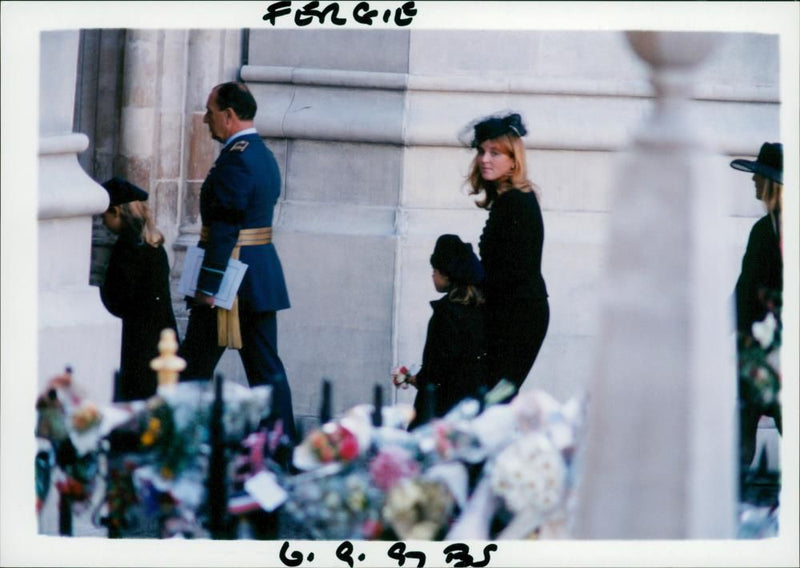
[574,31,737,538]
[38,31,121,401]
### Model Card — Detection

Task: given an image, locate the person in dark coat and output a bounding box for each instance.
[99,178,178,402]
[178,82,296,442]
[730,142,783,470]
[403,234,489,430]
[464,112,549,391]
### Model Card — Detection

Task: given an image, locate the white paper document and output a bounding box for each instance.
[244,470,288,512]
[177,246,248,310]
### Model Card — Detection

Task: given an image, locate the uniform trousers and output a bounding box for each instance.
[179,304,297,442]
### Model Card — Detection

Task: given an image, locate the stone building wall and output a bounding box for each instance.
[78,30,779,431]
[238,30,779,431]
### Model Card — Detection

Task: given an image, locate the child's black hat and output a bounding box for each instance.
[102,177,149,206]
[430,234,485,285]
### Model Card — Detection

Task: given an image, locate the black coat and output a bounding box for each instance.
[101,235,178,401]
[735,212,782,335]
[479,188,550,387]
[410,295,488,429]
[479,188,548,304]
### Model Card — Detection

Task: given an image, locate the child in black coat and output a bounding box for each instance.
[401,234,489,430]
[99,178,178,402]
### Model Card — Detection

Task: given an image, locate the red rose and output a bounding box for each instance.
[338,430,359,461]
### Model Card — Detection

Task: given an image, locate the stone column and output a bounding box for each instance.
[574,31,737,538]
[153,30,189,266]
[118,30,158,190]
[38,31,121,402]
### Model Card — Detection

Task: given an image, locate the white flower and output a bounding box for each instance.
[752,313,777,349]
[490,433,567,515]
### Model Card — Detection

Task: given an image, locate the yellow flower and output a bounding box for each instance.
[141,431,155,447]
[148,417,161,432]
[160,466,174,479]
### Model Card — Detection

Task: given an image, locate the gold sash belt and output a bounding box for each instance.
[199,226,272,349]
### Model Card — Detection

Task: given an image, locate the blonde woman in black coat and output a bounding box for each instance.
[465,113,549,391]
[730,142,783,470]
[100,178,178,402]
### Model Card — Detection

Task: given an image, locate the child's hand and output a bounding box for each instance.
[392,366,412,389]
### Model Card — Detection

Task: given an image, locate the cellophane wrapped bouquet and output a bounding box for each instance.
[282,380,587,540]
[36,375,274,538]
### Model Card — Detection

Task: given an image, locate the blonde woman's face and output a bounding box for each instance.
[102,206,123,234]
[753,173,768,201]
[477,139,514,182]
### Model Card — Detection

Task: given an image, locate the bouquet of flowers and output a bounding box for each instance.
[391,366,413,389]
[102,381,274,538]
[283,464,386,540]
[443,388,587,540]
[35,371,115,515]
[383,478,456,540]
[739,289,782,412]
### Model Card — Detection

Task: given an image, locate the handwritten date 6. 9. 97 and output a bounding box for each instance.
[279,540,498,568]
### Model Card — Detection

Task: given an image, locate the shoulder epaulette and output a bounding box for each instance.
[230,140,249,152]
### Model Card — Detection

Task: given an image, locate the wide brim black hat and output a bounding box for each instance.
[101,177,149,206]
[430,234,485,285]
[730,142,782,184]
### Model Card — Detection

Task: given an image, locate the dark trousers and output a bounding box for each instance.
[179,305,297,442]
[486,298,550,390]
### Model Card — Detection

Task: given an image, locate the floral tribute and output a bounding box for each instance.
[35,371,105,516]
[738,289,782,412]
[382,478,455,540]
[736,288,782,538]
[307,423,360,464]
[35,375,274,538]
[281,380,587,540]
[36,366,587,541]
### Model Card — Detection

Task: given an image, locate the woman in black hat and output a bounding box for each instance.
[464,112,549,392]
[99,178,178,402]
[402,234,489,430]
[729,142,783,470]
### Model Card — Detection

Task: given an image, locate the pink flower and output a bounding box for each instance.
[361,519,384,539]
[369,447,421,491]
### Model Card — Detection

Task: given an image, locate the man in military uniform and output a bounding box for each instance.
[179,81,296,442]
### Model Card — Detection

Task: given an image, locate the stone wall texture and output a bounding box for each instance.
[77,30,779,435]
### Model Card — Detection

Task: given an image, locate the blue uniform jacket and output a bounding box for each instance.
[197,132,291,312]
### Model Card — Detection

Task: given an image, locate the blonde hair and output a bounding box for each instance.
[762,178,783,243]
[117,200,164,247]
[467,134,537,210]
[762,178,783,214]
[448,283,485,307]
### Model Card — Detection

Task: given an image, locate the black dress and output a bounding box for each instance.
[101,235,178,402]
[479,188,549,389]
[409,296,488,430]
